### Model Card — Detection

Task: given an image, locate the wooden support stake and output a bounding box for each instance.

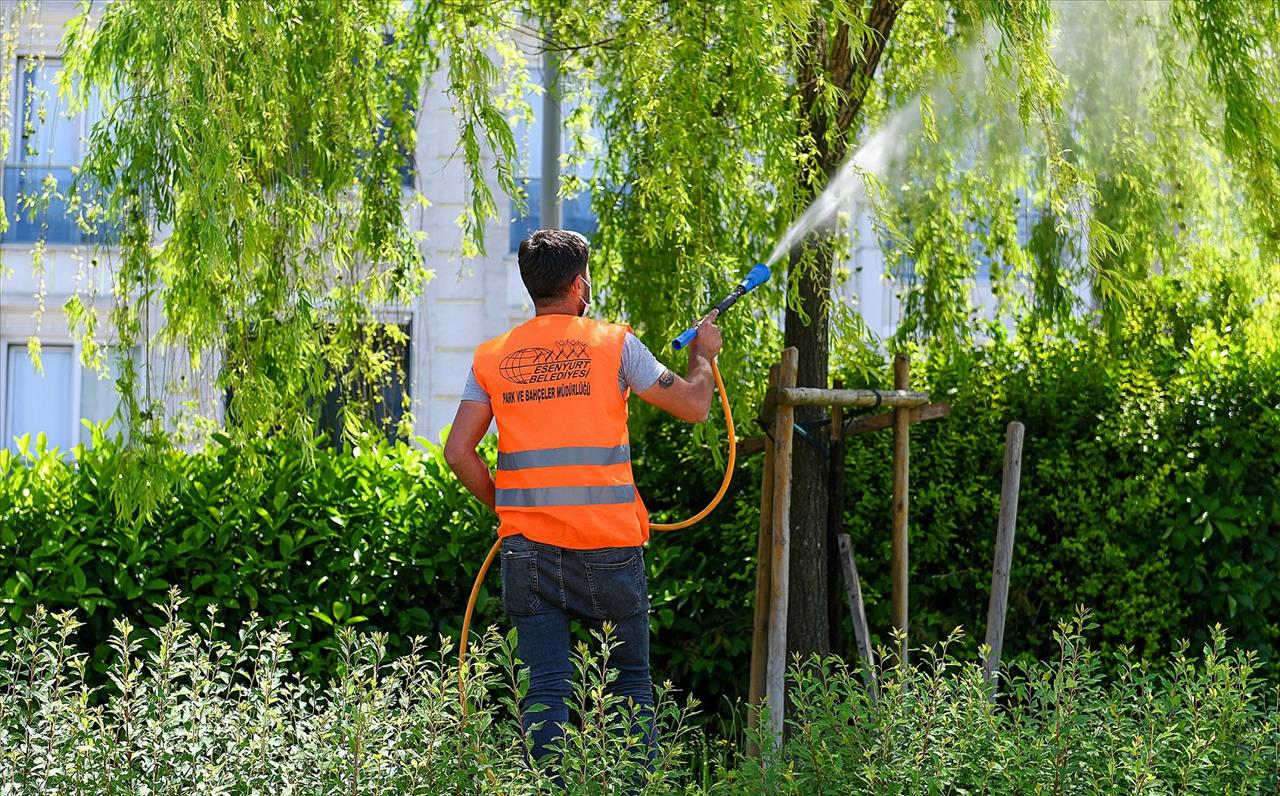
[844,402,951,436]
[766,347,798,752]
[891,354,910,665]
[983,421,1025,691]
[733,402,950,459]
[746,363,780,756]
[837,533,878,699]
[827,381,846,654]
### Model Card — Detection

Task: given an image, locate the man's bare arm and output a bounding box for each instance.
[443,400,496,509]
[636,311,721,423]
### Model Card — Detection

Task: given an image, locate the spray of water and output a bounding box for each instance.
[766,101,920,267]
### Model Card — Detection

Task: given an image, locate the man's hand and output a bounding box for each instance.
[688,310,722,360]
[637,310,721,423]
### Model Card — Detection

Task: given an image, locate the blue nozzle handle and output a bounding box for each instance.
[670,263,772,350]
[672,327,699,351]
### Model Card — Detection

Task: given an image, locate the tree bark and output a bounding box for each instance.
[785,0,903,662]
[784,242,833,662]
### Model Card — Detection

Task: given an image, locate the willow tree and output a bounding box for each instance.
[17,0,1279,659]
[882,0,1280,347]
[521,0,1279,661]
[46,0,527,516]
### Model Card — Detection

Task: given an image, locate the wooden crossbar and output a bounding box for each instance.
[777,387,930,408]
[735,402,950,458]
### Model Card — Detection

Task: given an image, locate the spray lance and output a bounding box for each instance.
[671,262,773,350]
[458,262,773,706]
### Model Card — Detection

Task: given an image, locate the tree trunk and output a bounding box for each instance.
[784,242,833,662]
[784,0,903,662]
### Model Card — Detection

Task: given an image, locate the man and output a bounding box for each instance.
[444,228,721,767]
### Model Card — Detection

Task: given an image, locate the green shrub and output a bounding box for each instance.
[636,268,1280,706]
[0,593,702,794]
[0,423,762,711]
[716,612,1280,794]
[2,602,1275,793]
[834,273,1280,671]
[0,432,505,679]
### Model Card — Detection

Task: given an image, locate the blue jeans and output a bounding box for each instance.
[500,533,655,769]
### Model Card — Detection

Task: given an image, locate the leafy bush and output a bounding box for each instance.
[637,266,1280,705]
[834,270,1280,671]
[2,601,1275,793]
[0,432,503,679]
[717,612,1280,794]
[0,424,763,711]
[0,593,702,794]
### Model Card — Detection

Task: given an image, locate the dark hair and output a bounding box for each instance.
[517,229,589,302]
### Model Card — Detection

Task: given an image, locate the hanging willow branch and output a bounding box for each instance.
[53,0,535,518]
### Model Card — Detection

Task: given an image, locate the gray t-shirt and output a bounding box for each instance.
[462,332,666,404]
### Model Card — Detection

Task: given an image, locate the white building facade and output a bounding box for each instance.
[1,2,550,452]
[2,3,1010,454]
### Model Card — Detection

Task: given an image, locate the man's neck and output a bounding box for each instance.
[534,300,581,317]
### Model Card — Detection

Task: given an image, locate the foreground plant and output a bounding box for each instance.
[0,590,700,794]
[2,599,1277,794]
[721,611,1280,794]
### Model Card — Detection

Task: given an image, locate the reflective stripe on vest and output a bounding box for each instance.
[495,484,637,508]
[497,444,631,471]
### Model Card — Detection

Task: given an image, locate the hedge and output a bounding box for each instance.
[2,271,1277,712]
[834,273,1280,671]
[0,423,765,707]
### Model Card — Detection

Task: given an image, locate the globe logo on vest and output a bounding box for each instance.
[499,340,592,384]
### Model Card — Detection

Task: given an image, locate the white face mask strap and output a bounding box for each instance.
[578,272,592,316]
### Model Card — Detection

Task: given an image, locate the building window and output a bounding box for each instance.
[78,346,135,445]
[509,176,598,253]
[3,56,109,245]
[4,343,74,456]
[509,68,599,252]
[318,322,412,447]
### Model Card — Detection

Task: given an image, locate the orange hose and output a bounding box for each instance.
[458,358,735,708]
[650,358,735,531]
[458,537,500,713]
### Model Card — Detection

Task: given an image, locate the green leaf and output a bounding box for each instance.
[71,566,87,594]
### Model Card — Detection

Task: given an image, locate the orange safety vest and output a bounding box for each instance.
[472,314,649,549]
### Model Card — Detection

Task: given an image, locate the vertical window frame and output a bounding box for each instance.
[1,338,81,457]
[3,53,98,246]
